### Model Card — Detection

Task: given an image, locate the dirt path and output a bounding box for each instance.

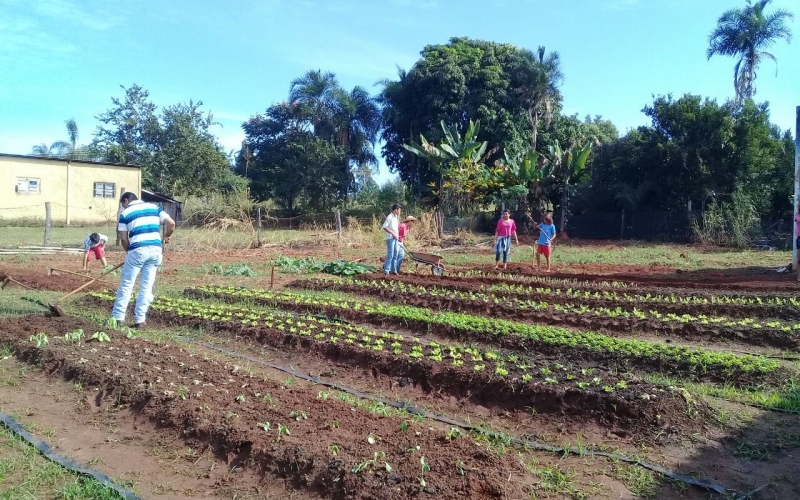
[0,356,297,499]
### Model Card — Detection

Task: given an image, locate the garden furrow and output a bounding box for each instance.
[84,293,705,436]
[0,314,544,500]
[289,277,800,352]
[184,286,788,387]
[380,273,800,321]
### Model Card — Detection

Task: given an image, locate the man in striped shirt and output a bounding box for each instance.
[111,192,176,328]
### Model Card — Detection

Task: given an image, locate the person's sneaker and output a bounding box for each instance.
[133,322,146,329]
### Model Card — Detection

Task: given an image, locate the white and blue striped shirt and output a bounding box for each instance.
[118,200,168,251]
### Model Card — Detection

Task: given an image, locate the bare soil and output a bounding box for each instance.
[0,266,114,293]
[0,314,547,500]
[461,263,800,291]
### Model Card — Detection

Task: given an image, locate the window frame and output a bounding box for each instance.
[16,177,41,195]
[93,181,116,199]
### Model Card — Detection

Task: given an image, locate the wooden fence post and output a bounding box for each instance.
[620,210,625,239]
[256,207,263,248]
[44,202,51,247]
[115,187,124,247]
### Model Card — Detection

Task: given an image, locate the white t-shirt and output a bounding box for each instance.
[382,213,399,241]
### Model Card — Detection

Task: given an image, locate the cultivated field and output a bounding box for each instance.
[0,237,798,499]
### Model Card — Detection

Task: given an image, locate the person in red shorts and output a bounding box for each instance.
[535,214,556,272]
[83,232,108,270]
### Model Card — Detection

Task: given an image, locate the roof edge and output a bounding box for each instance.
[0,152,142,169]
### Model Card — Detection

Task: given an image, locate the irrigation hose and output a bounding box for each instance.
[181,336,758,499]
[0,412,140,500]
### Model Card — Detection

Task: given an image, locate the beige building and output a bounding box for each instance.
[0,153,142,225]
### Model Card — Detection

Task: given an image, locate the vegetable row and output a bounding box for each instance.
[185,285,785,384]
[86,292,703,427]
[289,278,800,349]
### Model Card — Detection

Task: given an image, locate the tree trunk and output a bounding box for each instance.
[529,108,539,152]
[560,184,568,234]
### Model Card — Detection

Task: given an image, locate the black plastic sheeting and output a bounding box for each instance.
[0,412,140,500]
[184,337,759,499]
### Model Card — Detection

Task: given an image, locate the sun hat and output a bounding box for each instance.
[403,216,418,223]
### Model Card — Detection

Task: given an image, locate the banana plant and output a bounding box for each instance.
[543,140,593,233]
[403,120,494,215]
[403,120,488,169]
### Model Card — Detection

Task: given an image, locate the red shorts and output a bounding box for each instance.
[87,245,105,260]
[536,244,552,257]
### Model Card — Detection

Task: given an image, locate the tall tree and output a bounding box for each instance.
[289,70,339,137]
[31,119,90,159]
[93,84,243,196]
[707,0,793,103]
[237,103,347,212]
[379,38,536,198]
[330,85,381,192]
[509,46,564,152]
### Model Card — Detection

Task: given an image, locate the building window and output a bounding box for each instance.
[16,177,40,195]
[93,182,116,198]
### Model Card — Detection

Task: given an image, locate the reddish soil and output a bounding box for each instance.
[0,357,293,499]
[283,280,788,386]
[0,314,543,500]
[127,299,703,438]
[462,263,800,291]
[0,266,113,293]
[338,274,800,350]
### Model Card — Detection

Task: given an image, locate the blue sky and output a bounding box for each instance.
[1,0,797,185]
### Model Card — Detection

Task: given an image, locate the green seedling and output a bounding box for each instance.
[29,333,49,348]
[64,329,84,342]
[90,332,111,342]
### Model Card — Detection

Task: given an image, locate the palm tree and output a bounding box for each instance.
[31,119,81,158]
[330,85,381,191]
[289,70,339,138]
[707,0,793,103]
[511,47,564,152]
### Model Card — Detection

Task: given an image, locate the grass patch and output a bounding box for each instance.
[646,374,800,413]
[0,424,125,499]
[0,290,60,319]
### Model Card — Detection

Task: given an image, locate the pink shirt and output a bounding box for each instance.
[398,223,408,242]
[495,219,517,237]
[795,214,800,235]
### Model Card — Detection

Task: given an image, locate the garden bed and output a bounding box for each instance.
[86,293,706,436]
[0,314,548,500]
[286,279,800,363]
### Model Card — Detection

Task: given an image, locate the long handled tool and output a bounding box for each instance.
[47,261,124,317]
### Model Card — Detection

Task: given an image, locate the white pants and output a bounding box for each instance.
[111,246,163,324]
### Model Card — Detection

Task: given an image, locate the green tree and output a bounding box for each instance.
[509,46,564,152]
[31,119,95,160]
[404,120,497,215]
[330,85,381,195]
[238,103,347,212]
[93,84,241,196]
[289,70,339,137]
[155,101,244,197]
[289,70,380,196]
[543,141,593,233]
[576,95,794,220]
[707,0,793,103]
[93,84,160,185]
[379,38,535,198]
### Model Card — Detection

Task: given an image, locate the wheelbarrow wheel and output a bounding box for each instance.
[431,265,444,276]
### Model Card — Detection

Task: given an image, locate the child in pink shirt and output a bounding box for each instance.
[494,210,518,270]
